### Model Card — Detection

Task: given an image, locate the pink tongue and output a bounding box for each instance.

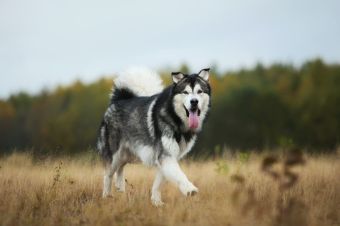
[188,111,199,129]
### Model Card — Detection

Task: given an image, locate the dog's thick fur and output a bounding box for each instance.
[97,68,211,205]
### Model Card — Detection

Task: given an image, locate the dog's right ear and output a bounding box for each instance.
[171,72,185,84]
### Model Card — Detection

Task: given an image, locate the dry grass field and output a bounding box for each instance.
[0,152,339,226]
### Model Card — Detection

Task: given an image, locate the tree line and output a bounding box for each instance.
[0,59,339,156]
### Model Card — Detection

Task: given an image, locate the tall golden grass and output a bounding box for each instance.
[0,152,339,226]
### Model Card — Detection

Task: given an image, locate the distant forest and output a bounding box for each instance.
[1,59,339,156]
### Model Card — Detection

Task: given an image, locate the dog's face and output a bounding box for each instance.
[171,68,211,132]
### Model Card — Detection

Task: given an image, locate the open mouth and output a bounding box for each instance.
[184,105,201,129]
[184,106,201,117]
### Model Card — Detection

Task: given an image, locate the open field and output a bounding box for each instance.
[0,152,339,226]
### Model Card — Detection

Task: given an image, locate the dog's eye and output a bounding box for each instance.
[197,90,203,94]
[182,91,189,95]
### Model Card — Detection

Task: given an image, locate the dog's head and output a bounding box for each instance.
[171,68,211,132]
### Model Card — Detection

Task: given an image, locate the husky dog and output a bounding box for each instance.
[97,67,211,206]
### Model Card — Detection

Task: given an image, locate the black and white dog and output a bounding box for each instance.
[97,68,211,205]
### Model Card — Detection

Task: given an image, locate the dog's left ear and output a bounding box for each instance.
[198,68,210,81]
[172,72,185,84]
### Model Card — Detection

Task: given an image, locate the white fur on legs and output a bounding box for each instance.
[160,157,198,196]
[115,164,126,192]
[102,149,125,197]
[103,166,115,198]
[151,171,165,206]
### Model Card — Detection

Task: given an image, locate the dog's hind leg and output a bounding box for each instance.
[102,148,125,197]
[115,162,126,192]
[103,163,114,198]
[151,171,165,206]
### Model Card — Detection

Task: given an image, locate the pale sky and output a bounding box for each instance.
[1,0,339,98]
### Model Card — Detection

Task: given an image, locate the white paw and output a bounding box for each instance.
[179,182,199,197]
[151,192,164,207]
[115,183,125,192]
[115,179,125,192]
[115,186,125,192]
[102,192,112,198]
[151,198,165,207]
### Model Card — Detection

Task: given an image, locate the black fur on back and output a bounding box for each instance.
[110,87,136,103]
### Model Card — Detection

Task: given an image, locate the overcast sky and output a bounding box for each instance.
[1,0,339,98]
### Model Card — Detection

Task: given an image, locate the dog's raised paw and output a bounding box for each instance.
[180,182,199,197]
[151,199,165,207]
[187,190,198,196]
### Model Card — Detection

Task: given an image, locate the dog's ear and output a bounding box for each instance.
[198,68,210,81]
[172,72,185,84]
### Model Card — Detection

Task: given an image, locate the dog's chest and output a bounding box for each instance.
[161,134,197,159]
[178,135,197,159]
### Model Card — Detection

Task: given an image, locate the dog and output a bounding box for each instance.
[97,67,211,206]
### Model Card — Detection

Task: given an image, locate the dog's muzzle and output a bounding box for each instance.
[184,99,201,130]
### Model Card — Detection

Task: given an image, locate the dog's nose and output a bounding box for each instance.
[190,99,198,106]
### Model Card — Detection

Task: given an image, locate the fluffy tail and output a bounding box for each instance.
[111,68,164,102]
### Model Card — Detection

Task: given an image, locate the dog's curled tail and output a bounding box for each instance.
[111,67,164,102]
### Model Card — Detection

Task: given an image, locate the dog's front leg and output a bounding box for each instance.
[151,171,165,206]
[159,157,198,196]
